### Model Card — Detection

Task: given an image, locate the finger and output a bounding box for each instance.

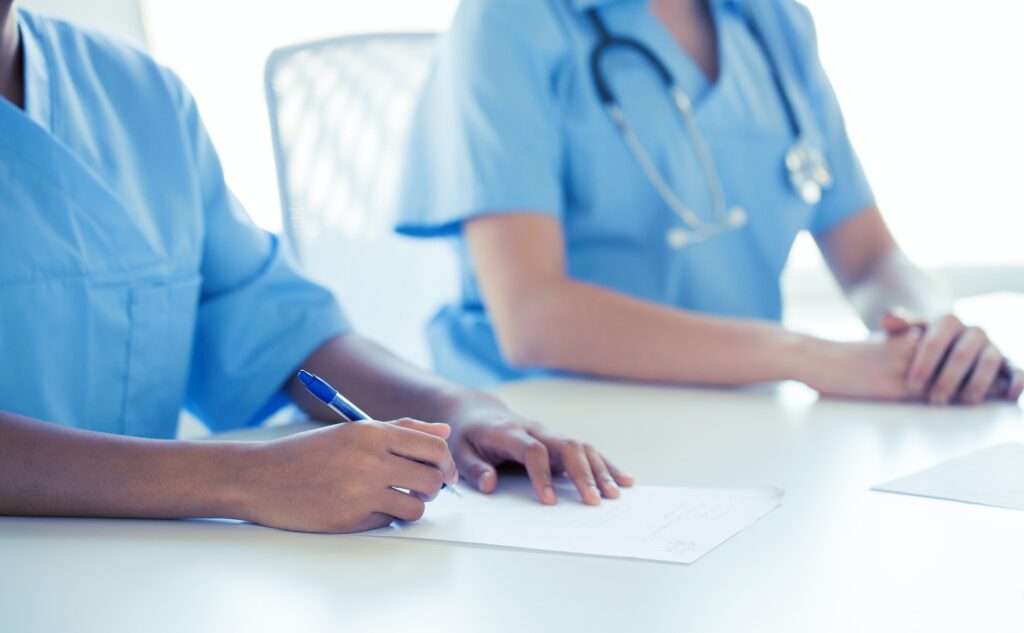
[380,489,427,523]
[387,456,446,501]
[882,310,915,335]
[498,428,556,505]
[1009,367,1024,401]
[907,316,965,396]
[451,436,498,494]
[603,457,635,487]
[471,426,557,504]
[959,344,1003,405]
[928,327,987,405]
[392,418,451,440]
[986,360,1017,398]
[522,437,557,506]
[584,445,620,499]
[536,428,598,501]
[348,512,395,534]
[386,421,458,485]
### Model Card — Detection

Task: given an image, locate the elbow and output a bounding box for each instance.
[501,339,547,371]
[491,303,559,370]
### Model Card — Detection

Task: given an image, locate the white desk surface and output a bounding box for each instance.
[4,295,1024,633]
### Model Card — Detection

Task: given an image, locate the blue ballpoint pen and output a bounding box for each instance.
[297,370,461,496]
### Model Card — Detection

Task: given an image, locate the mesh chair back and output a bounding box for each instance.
[265,33,455,367]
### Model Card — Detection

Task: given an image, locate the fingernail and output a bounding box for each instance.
[543,486,556,504]
[477,472,490,490]
[588,485,601,503]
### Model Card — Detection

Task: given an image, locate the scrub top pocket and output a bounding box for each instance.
[121,274,202,438]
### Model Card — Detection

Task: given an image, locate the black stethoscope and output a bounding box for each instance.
[587,7,833,248]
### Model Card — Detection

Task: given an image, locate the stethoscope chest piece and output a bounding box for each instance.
[666,228,693,249]
[785,139,833,206]
[665,206,748,249]
[726,206,748,228]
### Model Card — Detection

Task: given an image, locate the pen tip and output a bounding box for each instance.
[297,369,314,386]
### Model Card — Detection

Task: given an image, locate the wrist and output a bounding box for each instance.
[783,333,834,388]
[179,440,261,521]
[436,388,510,430]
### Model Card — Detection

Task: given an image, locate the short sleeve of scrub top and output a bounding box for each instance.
[161,72,352,431]
[397,0,568,234]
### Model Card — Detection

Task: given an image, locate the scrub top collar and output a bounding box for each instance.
[569,0,739,13]
[16,9,53,131]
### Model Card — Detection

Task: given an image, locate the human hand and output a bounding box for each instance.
[446,402,634,506]
[800,331,922,401]
[237,419,457,533]
[882,311,1024,405]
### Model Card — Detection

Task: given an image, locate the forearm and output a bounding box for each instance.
[494,277,815,386]
[286,334,500,425]
[0,411,249,519]
[844,248,951,329]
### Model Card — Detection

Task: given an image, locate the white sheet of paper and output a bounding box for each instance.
[368,477,783,564]
[874,443,1024,510]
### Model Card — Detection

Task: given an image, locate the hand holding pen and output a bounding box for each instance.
[298,370,462,497]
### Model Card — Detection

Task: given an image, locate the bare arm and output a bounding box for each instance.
[465,212,833,387]
[0,330,633,525]
[284,333,484,425]
[0,410,248,520]
[0,407,458,532]
[0,333,493,519]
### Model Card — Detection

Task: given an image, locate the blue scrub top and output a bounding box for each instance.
[397,0,874,387]
[0,11,349,438]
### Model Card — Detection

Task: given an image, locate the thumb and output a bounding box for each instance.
[391,418,451,440]
[882,308,916,335]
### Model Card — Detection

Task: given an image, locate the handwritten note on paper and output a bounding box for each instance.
[874,444,1024,511]
[367,477,784,564]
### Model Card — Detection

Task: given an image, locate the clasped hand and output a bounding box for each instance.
[810,312,1023,404]
[882,312,1023,405]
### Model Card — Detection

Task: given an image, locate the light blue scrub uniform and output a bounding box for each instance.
[0,11,349,438]
[397,0,875,387]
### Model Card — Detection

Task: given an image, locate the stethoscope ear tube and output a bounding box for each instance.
[588,10,673,105]
[606,102,708,231]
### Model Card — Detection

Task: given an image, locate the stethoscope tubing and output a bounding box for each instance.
[584,5,833,247]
